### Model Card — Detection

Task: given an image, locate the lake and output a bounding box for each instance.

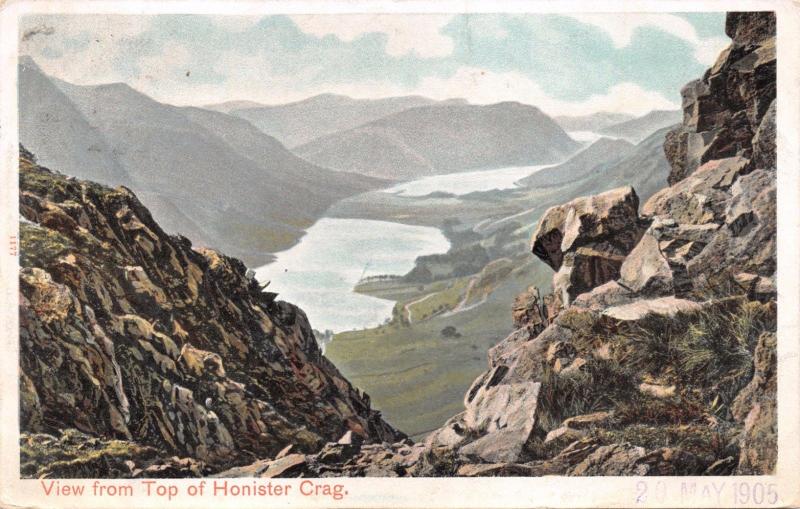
[255,218,449,334]
[382,164,553,197]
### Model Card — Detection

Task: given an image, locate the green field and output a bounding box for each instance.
[325,258,551,437]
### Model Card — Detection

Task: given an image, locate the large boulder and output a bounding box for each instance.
[458,367,542,463]
[531,186,647,304]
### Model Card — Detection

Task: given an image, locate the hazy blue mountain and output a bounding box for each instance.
[228,94,463,148]
[18,56,130,187]
[19,57,384,266]
[295,102,581,180]
[590,125,674,201]
[518,127,672,203]
[556,126,674,203]
[599,109,682,143]
[553,112,635,132]
[517,137,635,188]
[203,100,267,113]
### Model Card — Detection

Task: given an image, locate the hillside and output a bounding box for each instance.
[228,93,457,148]
[18,56,131,188]
[18,148,402,477]
[295,102,581,180]
[18,58,385,266]
[523,126,674,203]
[517,137,635,189]
[599,109,682,143]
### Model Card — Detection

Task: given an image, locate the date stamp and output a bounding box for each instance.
[8,234,17,257]
[635,480,780,506]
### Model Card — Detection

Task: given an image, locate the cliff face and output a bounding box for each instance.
[18,146,401,477]
[214,11,776,478]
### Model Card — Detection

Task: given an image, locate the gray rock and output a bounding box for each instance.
[619,231,673,296]
[460,381,541,463]
[531,186,647,304]
[568,443,647,476]
[602,297,702,321]
[751,99,776,170]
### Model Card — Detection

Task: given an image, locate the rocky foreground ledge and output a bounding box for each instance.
[18,144,402,478]
[20,11,776,478]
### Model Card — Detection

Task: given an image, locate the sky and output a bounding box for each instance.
[19,12,729,116]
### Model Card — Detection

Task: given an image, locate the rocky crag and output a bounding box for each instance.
[20,11,776,478]
[18,145,401,478]
[207,11,777,477]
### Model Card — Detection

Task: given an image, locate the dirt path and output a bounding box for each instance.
[403,292,438,324]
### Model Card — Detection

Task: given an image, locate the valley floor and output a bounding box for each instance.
[327,257,549,437]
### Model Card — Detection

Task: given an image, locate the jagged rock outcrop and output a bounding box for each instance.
[18,151,401,477]
[530,186,648,305]
[665,11,775,185]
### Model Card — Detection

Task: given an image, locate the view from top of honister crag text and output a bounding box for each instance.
[16,10,777,478]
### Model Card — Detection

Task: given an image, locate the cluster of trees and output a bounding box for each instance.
[403,244,490,283]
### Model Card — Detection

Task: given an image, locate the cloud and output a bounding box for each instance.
[20,15,153,84]
[289,14,455,58]
[209,66,674,116]
[565,13,729,65]
[19,13,710,114]
[205,16,265,33]
[131,41,192,88]
[408,67,678,116]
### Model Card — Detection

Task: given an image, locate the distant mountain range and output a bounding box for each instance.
[18,57,385,266]
[517,137,635,188]
[224,94,464,148]
[294,102,582,180]
[519,126,674,202]
[19,54,674,263]
[553,112,635,132]
[599,109,682,143]
[204,100,267,113]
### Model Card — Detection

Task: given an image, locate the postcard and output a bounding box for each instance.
[0,0,798,507]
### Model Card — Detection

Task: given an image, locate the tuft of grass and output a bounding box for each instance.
[618,299,775,415]
[536,357,635,432]
[614,394,705,426]
[589,423,738,462]
[20,429,162,478]
[530,298,775,457]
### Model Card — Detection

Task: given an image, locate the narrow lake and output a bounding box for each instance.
[382,163,552,197]
[255,163,572,335]
[254,218,449,333]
